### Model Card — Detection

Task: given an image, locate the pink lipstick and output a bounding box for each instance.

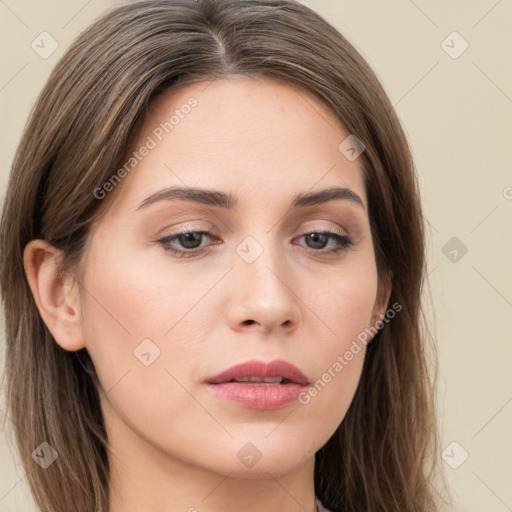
[205,359,310,410]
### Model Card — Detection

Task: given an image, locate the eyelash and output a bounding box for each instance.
[157,229,353,258]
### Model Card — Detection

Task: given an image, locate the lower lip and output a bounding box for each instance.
[206,382,307,410]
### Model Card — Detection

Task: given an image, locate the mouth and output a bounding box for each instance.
[223,376,298,385]
[205,359,310,386]
[205,359,310,410]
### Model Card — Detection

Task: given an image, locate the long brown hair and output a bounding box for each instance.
[0,1,448,510]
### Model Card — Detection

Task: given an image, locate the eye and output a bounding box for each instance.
[157,230,216,258]
[157,229,353,258]
[295,231,353,255]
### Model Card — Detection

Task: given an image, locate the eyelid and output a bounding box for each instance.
[298,222,349,238]
[158,221,349,240]
[157,226,353,259]
[157,221,217,237]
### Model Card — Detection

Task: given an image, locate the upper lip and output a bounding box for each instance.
[206,359,310,386]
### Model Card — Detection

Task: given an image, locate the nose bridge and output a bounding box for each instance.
[228,232,301,332]
[242,249,285,297]
[236,231,288,289]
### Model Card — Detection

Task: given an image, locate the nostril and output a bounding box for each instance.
[243,319,256,325]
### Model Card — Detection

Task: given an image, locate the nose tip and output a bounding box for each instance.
[226,259,301,335]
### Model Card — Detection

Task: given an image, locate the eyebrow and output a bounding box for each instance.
[134,185,365,211]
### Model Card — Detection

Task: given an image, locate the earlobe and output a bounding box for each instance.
[23,239,86,352]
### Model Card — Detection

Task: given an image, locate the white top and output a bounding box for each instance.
[316,496,333,512]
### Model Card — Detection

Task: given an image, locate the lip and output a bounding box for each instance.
[205,359,310,410]
[206,359,310,386]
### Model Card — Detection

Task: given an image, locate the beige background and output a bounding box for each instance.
[1,1,511,511]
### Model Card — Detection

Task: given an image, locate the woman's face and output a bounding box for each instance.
[76,77,389,478]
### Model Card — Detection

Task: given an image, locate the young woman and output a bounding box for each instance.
[0,1,448,511]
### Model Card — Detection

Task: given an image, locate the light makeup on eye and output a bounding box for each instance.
[155,224,354,259]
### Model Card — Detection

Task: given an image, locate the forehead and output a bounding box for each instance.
[106,76,367,215]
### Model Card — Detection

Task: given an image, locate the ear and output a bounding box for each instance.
[370,270,393,327]
[23,239,86,351]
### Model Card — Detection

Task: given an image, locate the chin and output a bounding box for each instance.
[222,457,309,479]
[204,439,315,479]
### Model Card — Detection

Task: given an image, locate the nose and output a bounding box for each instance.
[225,240,301,335]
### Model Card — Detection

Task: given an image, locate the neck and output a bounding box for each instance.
[105,404,317,512]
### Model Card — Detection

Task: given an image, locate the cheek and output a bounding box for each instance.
[304,250,378,344]
[77,237,196,389]
[79,247,213,458]
[296,256,378,427]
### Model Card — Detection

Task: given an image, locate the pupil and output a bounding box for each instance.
[180,233,202,249]
[307,233,327,249]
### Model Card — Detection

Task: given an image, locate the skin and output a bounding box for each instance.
[24,76,391,512]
